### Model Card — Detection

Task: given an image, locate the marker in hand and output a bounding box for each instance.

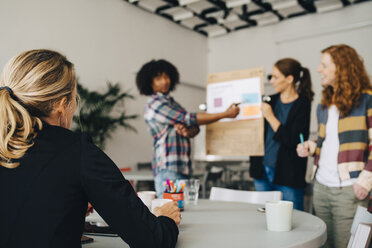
[299,133,304,146]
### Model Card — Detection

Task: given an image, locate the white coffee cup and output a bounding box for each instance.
[137,191,156,210]
[265,200,293,231]
[151,199,173,213]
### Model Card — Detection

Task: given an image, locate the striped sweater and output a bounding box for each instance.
[311,91,372,191]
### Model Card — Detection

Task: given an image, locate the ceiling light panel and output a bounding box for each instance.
[199,24,227,37]
[270,0,298,10]
[124,0,367,37]
[277,5,305,18]
[217,13,239,24]
[161,7,194,21]
[178,0,201,6]
[231,6,244,15]
[315,0,343,13]
[250,12,280,26]
[205,10,225,18]
[246,2,263,12]
[224,19,249,30]
[137,0,169,12]
[180,16,206,29]
[186,0,216,14]
[223,0,251,8]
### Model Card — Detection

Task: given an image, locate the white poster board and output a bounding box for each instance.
[206,67,265,156]
[207,77,262,121]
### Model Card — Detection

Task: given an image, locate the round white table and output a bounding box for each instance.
[85,200,326,248]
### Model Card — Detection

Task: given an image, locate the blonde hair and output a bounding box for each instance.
[0,49,76,168]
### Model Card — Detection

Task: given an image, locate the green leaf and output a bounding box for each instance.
[72,81,138,149]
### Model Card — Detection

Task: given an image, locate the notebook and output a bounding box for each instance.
[81,235,94,244]
[83,222,118,237]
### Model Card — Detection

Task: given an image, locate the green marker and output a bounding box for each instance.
[299,133,304,146]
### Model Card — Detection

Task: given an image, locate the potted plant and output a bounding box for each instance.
[72,82,137,149]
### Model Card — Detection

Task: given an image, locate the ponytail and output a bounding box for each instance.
[275,58,314,102]
[0,88,41,168]
[0,49,75,168]
[297,67,314,102]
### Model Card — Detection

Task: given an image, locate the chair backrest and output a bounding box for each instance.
[209,187,282,205]
[348,223,372,248]
[137,162,152,171]
[347,206,372,248]
[201,166,224,199]
[204,166,224,181]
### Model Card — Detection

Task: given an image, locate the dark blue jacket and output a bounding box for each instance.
[250,94,311,188]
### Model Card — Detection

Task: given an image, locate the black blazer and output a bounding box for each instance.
[0,124,178,248]
[250,94,311,188]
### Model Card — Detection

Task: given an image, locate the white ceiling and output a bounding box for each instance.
[124,0,371,37]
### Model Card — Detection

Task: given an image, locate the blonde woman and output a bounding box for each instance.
[297,44,371,248]
[0,49,180,248]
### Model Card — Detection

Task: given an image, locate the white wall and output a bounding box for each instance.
[208,1,372,133]
[0,0,207,168]
[2,0,372,169]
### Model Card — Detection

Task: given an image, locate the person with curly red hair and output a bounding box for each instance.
[297,44,372,248]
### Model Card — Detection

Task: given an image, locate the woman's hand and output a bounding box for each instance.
[174,124,188,137]
[296,141,310,157]
[153,201,181,225]
[353,183,369,200]
[86,202,94,217]
[261,102,280,132]
[224,103,240,118]
[261,103,274,120]
[174,124,199,138]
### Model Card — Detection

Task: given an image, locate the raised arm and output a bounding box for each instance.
[147,96,197,127]
[196,103,240,125]
[261,102,281,132]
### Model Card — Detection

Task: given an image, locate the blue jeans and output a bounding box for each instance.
[154,170,189,198]
[254,165,304,211]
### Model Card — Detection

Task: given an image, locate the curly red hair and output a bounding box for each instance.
[321,44,371,116]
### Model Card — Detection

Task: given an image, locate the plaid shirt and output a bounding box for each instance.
[144,93,198,176]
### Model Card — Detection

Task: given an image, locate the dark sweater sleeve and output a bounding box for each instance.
[79,134,178,248]
[273,99,311,149]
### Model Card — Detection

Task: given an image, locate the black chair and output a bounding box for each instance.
[201,165,224,199]
[137,162,152,171]
[136,162,155,191]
